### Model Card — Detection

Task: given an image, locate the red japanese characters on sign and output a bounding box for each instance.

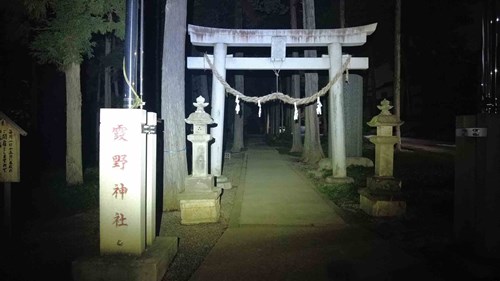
[113,212,128,227]
[112,183,128,199]
[112,154,127,169]
[112,124,128,141]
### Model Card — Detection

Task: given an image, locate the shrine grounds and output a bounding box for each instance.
[1,135,499,280]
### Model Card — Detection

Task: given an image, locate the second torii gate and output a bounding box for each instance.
[187,23,377,185]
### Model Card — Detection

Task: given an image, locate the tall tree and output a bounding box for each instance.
[289,0,303,153]
[339,0,345,28]
[231,0,245,153]
[302,0,324,164]
[394,0,402,150]
[104,35,113,108]
[161,0,188,211]
[25,0,124,185]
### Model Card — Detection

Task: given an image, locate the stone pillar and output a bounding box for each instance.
[343,74,363,157]
[210,43,232,189]
[72,109,178,281]
[326,43,353,184]
[99,109,147,255]
[145,112,157,247]
[210,43,227,177]
[359,99,406,217]
[179,96,222,225]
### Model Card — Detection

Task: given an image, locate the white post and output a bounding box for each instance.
[146,112,157,247]
[99,109,147,255]
[327,43,352,182]
[210,43,227,177]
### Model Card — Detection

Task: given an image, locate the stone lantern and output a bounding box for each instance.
[185,95,214,185]
[359,99,406,217]
[179,96,221,224]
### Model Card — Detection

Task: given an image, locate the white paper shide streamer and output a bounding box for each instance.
[235,95,240,114]
[316,97,322,115]
[293,102,298,120]
[258,100,262,117]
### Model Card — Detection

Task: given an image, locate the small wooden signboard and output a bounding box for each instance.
[0,112,27,183]
[1,111,27,237]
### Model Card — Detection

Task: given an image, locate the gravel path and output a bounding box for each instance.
[160,152,243,281]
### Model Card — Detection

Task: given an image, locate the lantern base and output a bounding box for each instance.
[359,188,406,217]
[179,190,222,225]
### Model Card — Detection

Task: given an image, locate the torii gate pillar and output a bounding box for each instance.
[210,43,230,188]
[327,43,352,183]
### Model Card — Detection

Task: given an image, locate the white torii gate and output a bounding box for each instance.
[187,23,377,184]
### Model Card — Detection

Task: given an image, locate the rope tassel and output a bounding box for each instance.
[316,97,322,115]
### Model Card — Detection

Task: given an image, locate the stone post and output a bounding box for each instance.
[210,43,226,177]
[359,99,406,217]
[326,43,353,184]
[179,96,222,224]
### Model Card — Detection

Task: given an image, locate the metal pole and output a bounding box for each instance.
[139,0,145,109]
[123,0,139,108]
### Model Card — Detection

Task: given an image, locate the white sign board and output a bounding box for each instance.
[99,109,146,255]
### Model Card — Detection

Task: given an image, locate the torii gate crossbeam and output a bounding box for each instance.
[187,23,377,186]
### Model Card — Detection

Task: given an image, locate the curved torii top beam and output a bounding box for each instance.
[187,23,377,47]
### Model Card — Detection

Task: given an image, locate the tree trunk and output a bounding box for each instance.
[339,0,345,28]
[289,0,303,153]
[64,62,83,185]
[104,35,112,108]
[95,67,101,165]
[161,0,188,211]
[232,0,245,153]
[394,0,402,150]
[290,66,303,152]
[232,66,245,152]
[302,0,324,164]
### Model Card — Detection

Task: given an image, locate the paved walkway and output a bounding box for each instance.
[190,137,439,280]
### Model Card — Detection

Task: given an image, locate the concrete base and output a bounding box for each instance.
[325,176,354,184]
[359,188,406,217]
[72,236,178,281]
[179,190,222,225]
[185,175,215,192]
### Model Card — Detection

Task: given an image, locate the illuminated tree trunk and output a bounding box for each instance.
[161,0,188,211]
[64,62,83,185]
[302,0,324,164]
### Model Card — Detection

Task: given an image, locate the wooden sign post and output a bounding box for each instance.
[0,112,27,237]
